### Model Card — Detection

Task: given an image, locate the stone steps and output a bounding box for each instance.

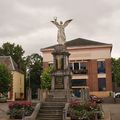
[37,110,63,120]
[42,102,65,106]
[38,114,62,118]
[36,98,65,120]
[41,106,63,109]
[39,112,62,116]
[37,118,62,120]
[39,109,62,113]
[45,98,67,102]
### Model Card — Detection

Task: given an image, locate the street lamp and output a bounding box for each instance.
[26,66,31,101]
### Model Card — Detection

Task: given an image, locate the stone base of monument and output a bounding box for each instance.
[49,89,72,102]
[50,44,72,102]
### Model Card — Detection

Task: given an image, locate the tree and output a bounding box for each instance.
[0,64,12,95]
[26,53,43,88]
[0,42,25,70]
[41,66,53,90]
[112,58,120,86]
[25,53,43,98]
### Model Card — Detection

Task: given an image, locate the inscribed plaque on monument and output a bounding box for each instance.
[55,76,64,89]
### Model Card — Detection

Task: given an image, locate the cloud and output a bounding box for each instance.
[0,0,120,57]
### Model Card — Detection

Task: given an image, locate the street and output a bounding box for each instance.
[0,103,9,120]
[103,103,120,120]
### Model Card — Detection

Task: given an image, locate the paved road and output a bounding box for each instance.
[0,103,9,120]
[103,103,120,120]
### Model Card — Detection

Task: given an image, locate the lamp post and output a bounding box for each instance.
[28,69,31,101]
[26,66,31,101]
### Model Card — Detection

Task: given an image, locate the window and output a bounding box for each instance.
[74,63,79,70]
[97,61,105,73]
[72,79,87,86]
[70,62,88,74]
[98,78,106,91]
[80,62,87,74]
[80,62,86,70]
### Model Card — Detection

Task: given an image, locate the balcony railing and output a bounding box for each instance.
[72,69,88,74]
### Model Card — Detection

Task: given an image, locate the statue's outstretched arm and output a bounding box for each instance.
[63,19,73,27]
[51,21,59,28]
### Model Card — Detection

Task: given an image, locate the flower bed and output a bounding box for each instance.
[8,101,34,119]
[68,99,103,120]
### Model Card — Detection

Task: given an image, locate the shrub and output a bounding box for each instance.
[8,101,34,119]
[68,99,101,120]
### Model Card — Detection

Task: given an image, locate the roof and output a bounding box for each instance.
[42,38,112,50]
[0,56,19,71]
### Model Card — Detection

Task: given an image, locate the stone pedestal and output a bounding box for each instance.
[50,44,72,101]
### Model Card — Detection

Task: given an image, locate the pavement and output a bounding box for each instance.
[102,97,120,120]
[0,102,9,120]
[102,103,120,120]
[104,112,111,120]
[0,100,38,120]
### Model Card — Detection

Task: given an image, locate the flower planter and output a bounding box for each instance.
[8,101,34,119]
[68,100,102,120]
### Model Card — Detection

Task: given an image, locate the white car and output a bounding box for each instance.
[114,92,120,98]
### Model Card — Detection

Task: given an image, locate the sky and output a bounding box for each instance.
[0,0,120,58]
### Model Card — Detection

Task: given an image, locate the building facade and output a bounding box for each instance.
[41,38,112,97]
[0,56,24,101]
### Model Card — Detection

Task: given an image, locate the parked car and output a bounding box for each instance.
[0,96,7,103]
[89,95,103,103]
[114,92,120,98]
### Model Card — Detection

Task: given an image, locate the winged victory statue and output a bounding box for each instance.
[51,17,72,45]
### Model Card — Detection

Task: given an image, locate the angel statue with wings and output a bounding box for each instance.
[51,17,72,45]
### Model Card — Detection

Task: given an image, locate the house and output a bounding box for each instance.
[41,38,113,97]
[0,56,24,101]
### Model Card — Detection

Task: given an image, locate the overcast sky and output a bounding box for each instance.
[0,0,120,58]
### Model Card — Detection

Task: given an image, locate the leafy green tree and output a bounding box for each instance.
[25,53,43,98]
[26,53,43,89]
[41,66,53,90]
[0,64,12,95]
[112,58,120,86]
[0,42,25,70]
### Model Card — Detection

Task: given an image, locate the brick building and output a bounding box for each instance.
[41,38,113,97]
